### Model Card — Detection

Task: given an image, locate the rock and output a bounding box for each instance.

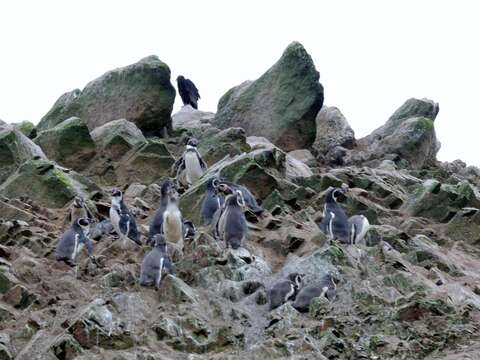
[0,125,46,184]
[13,121,37,139]
[0,159,99,208]
[34,117,96,171]
[0,304,14,323]
[403,179,480,222]
[313,106,355,155]
[446,207,480,244]
[197,127,251,165]
[213,42,324,151]
[0,266,19,294]
[3,285,37,309]
[287,149,316,167]
[286,153,313,179]
[37,56,176,136]
[90,119,147,160]
[358,98,440,169]
[172,105,215,130]
[160,275,199,304]
[309,296,331,318]
[0,333,13,360]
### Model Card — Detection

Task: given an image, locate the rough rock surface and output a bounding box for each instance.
[213,42,324,151]
[313,106,355,155]
[34,117,96,171]
[172,105,215,130]
[37,56,176,136]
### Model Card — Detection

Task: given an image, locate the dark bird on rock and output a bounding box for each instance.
[177,75,200,109]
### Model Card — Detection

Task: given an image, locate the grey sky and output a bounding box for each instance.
[1,0,478,166]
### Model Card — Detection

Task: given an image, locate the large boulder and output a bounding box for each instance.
[12,121,37,139]
[0,125,46,184]
[197,127,251,165]
[90,118,146,160]
[313,106,355,155]
[0,159,99,208]
[34,117,96,171]
[172,105,215,130]
[358,98,439,169]
[213,42,324,151]
[37,56,176,136]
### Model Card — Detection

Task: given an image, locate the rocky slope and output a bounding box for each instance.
[1,43,480,360]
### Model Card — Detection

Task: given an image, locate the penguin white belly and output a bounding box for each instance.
[218,208,230,241]
[184,152,204,184]
[163,210,183,244]
[110,207,121,235]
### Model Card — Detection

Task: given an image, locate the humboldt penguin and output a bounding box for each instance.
[348,214,370,245]
[69,196,88,224]
[173,138,207,189]
[268,273,305,310]
[161,191,184,248]
[201,177,224,226]
[320,188,350,243]
[139,234,175,288]
[217,187,248,249]
[110,189,141,247]
[177,75,200,109]
[55,218,93,266]
[293,273,337,313]
[218,180,263,215]
[148,179,177,245]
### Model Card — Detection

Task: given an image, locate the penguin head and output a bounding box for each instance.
[207,177,221,192]
[218,183,233,195]
[288,272,305,289]
[161,179,177,199]
[326,188,346,204]
[73,196,84,208]
[111,189,123,205]
[153,234,167,247]
[226,190,245,208]
[186,138,199,148]
[76,218,91,232]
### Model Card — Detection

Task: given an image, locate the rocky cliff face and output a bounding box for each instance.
[1,44,480,360]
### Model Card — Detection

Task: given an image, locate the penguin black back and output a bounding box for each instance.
[201,177,223,225]
[293,273,336,313]
[149,179,176,243]
[267,272,304,310]
[55,218,93,266]
[221,190,247,249]
[140,234,175,287]
[218,180,263,215]
[320,188,350,242]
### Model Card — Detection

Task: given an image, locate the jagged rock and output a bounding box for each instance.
[313,106,355,155]
[198,127,251,164]
[0,125,46,184]
[403,179,480,222]
[0,266,19,294]
[446,207,480,244]
[359,98,440,169]
[0,304,14,323]
[0,159,99,208]
[0,333,13,360]
[90,119,147,160]
[172,105,215,130]
[287,149,316,167]
[34,117,96,171]
[37,56,176,136]
[0,200,36,222]
[286,153,313,179]
[12,121,37,139]
[160,275,199,304]
[213,42,324,151]
[3,285,37,309]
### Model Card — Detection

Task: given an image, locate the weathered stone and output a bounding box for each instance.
[213,42,324,151]
[172,105,215,130]
[34,117,96,171]
[13,121,37,139]
[198,127,251,165]
[446,207,480,244]
[160,275,199,304]
[3,284,37,309]
[37,56,175,136]
[313,106,355,154]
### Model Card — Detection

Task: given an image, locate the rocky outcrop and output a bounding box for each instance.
[34,117,96,171]
[0,125,46,184]
[213,42,324,151]
[358,98,440,169]
[172,105,215,130]
[12,121,37,139]
[313,106,355,155]
[37,56,176,136]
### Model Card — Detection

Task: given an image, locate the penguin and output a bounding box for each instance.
[69,196,88,224]
[55,218,93,266]
[173,138,207,189]
[201,177,224,226]
[319,188,350,243]
[139,234,175,288]
[218,179,263,215]
[161,191,184,248]
[148,179,177,244]
[183,220,196,241]
[293,273,337,313]
[217,187,248,249]
[267,273,305,310]
[110,189,141,247]
[348,215,370,245]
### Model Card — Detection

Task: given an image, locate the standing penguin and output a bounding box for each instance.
[148,180,177,244]
[139,234,175,288]
[320,188,350,243]
[69,196,88,224]
[293,273,337,313]
[173,138,207,189]
[217,187,248,249]
[201,177,224,226]
[268,273,305,310]
[110,189,141,247]
[348,215,370,245]
[56,218,93,266]
[161,192,184,248]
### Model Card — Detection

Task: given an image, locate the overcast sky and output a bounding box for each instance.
[1,1,478,166]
